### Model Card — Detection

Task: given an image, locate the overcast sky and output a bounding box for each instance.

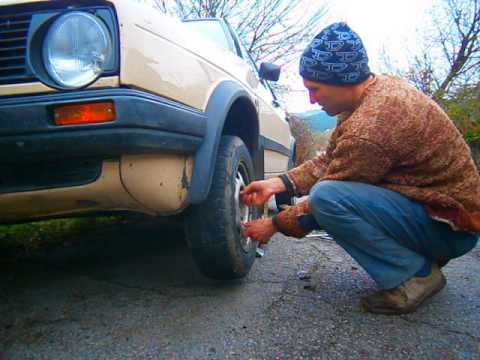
[283,0,437,113]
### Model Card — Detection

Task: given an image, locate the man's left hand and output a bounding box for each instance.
[243,218,277,244]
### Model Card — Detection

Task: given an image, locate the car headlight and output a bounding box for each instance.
[43,11,112,89]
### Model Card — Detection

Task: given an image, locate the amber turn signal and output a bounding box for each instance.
[54,101,115,126]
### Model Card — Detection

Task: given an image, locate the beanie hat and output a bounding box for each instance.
[299,22,370,85]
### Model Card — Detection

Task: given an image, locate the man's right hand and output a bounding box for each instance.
[240,177,287,206]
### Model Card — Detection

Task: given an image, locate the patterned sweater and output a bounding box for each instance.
[274,75,480,238]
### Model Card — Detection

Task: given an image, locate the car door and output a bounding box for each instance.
[255,80,291,177]
[225,26,291,177]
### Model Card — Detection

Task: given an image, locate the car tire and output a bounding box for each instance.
[186,135,258,280]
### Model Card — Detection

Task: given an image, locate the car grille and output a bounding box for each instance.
[0,11,32,85]
[0,159,103,194]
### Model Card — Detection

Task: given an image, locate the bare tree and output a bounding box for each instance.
[406,53,438,96]
[152,0,328,66]
[404,0,479,101]
[152,0,169,13]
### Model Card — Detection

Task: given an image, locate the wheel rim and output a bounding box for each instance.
[234,162,255,252]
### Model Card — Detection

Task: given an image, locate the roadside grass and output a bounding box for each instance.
[0,216,124,256]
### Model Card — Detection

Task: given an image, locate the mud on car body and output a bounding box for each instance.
[0,0,294,279]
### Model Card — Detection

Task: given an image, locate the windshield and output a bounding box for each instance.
[183,20,234,53]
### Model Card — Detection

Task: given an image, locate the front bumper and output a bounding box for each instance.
[0,88,207,163]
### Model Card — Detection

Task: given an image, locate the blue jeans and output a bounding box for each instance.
[305,181,478,289]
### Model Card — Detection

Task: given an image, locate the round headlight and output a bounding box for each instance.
[43,12,112,89]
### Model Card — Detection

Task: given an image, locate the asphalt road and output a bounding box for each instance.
[1,219,479,360]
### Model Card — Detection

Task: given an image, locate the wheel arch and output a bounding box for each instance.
[187,81,263,205]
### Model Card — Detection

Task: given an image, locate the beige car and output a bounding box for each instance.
[0,0,294,279]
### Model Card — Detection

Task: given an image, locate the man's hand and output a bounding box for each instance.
[240,177,286,206]
[243,218,277,244]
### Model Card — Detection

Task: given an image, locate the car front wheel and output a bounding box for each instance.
[186,135,258,280]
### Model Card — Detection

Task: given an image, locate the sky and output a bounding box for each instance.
[283,0,437,113]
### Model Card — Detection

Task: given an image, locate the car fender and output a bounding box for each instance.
[188,80,259,204]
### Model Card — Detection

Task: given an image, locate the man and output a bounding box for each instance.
[241,22,480,315]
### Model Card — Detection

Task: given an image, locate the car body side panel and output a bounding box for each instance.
[115,0,253,112]
[256,95,291,169]
[120,154,194,215]
[0,152,197,223]
[264,150,291,175]
[0,160,152,224]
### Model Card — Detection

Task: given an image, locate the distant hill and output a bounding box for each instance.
[293,110,336,133]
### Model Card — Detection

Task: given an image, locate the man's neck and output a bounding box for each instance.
[350,74,375,110]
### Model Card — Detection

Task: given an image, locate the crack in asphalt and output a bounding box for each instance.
[86,278,169,295]
[4,316,79,332]
[265,280,290,313]
[281,290,365,318]
[80,278,219,299]
[263,280,362,322]
[308,243,332,261]
[398,316,480,341]
[245,278,286,285]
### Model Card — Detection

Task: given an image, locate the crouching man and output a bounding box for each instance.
[241,22,479,315]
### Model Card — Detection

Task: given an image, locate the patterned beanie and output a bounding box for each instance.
[299,22,370,85]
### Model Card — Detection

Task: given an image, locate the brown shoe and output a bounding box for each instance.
[361,263,446,315]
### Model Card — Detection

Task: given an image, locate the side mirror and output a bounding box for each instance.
[259,62,281,82]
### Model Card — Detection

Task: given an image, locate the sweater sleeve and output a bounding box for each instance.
[286,153,329,195]
[273,199,311,238]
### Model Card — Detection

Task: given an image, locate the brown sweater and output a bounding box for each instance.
[275,75,480,238]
